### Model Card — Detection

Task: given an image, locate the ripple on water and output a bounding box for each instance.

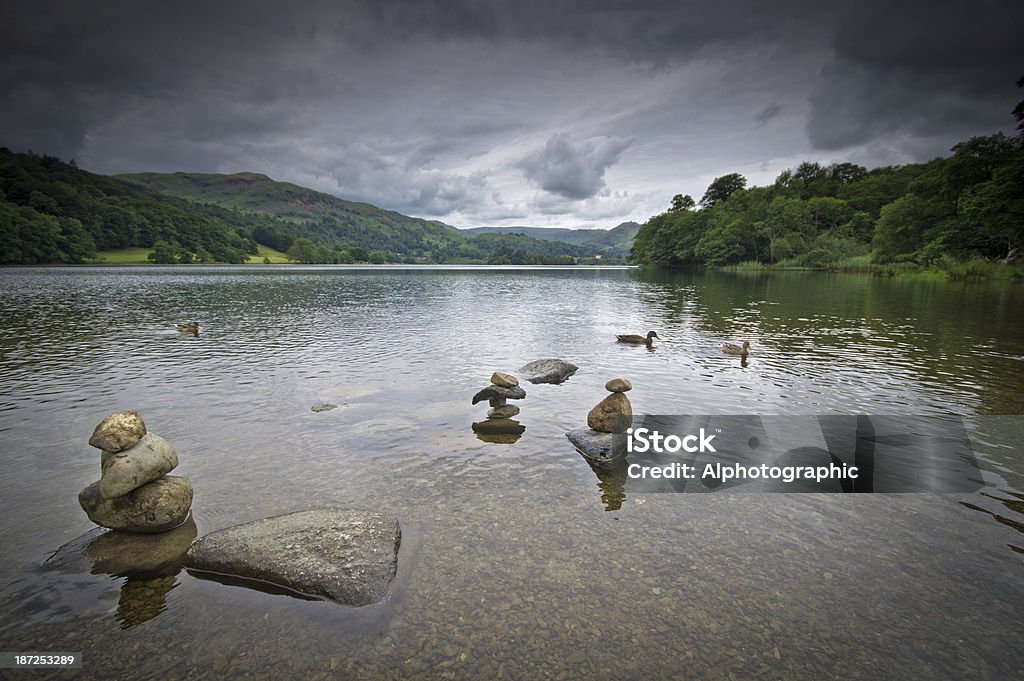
[0,266,1022,679]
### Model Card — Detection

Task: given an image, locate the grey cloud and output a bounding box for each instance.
[754,103,782,126]
[1,1,1020,227]
[519,134,632,200]
[806,1,1024,151]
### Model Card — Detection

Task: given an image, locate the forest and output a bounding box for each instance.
[632,82,1024,272]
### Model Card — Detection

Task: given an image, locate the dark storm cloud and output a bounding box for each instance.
[754,103,783,126]
[1,1,1021,226]
[519,133,632,200]
[806,1,1024,150]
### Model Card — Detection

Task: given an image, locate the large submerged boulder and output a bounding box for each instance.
[79,475,193,533]
[518,359,578,384]
[184,509,401,606]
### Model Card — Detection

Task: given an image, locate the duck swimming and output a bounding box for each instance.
[722,340,750,356]
[617,331,658,346]
[176,322,200,335]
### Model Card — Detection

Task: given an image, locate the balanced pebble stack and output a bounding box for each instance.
[587,377,633,433]
[78,411,193,533]
[565,377,634,463]
[471,371,527,436]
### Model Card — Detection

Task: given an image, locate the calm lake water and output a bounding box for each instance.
[0,265,1022,680]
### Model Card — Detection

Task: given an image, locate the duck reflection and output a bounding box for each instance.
[44,515,196,628]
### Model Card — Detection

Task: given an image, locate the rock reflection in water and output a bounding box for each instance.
[585,456,629,511]
[43,516,196,627]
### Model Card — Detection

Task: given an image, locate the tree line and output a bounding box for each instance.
[632,81,1024,270]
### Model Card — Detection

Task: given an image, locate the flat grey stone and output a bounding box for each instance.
[490,371,519,388]
[566,428,627,464]
[471,384,526,404]
[311,403,339,412]
[185,509,400,606]
[100,432,178,499]
[487,404,520,418]
[519,359,578,384]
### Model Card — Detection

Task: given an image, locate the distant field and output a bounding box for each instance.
[246,244,291,263]
[92,244,292,264]
[92,247,153,263]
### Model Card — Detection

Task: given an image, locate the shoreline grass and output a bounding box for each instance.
[719,257,1022,282]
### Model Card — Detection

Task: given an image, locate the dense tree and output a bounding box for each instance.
[286,237,318,263]
[634,129,1023,268]
[148,240,177,264]
[670,194,695,212]
[700,173,747,208]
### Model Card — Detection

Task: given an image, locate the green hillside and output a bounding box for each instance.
[459,221,639,256]
[115,170,609,264]
[0,147,307,264]
[117,171,464,259]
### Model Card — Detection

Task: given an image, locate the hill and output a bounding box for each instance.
[0,147,294,264]
[458,222,639,256]
[116,171,612,264]
[116,171,464,259]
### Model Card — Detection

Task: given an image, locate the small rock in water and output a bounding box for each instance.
[518,359,578,385]
[605,377,632,393]
[311,403,338,413]
[99,433,178,499]
[487,404,520,418]
[79,475,193,533]
[490,371,519,388]
[88,411,147,453]
[587,393,633,433]
[471,418,526,436]
[489,397,507,408]
[566,428,627,463]
[471,384,526,404]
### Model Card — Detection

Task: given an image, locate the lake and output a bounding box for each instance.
[0,265,1022,679]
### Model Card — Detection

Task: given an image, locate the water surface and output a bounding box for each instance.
[0,266,1022,679]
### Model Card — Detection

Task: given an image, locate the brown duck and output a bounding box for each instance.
[617,331,658,346]
[721,340,750,356]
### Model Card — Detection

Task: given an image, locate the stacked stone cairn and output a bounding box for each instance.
[78,411,194,533]
[471,371,526,436]
[587,377,633,433]
[566,377,634,463]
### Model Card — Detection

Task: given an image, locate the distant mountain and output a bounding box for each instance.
[115,170,608,264]
[117,171,464,257]
[458,222,640,256]
[0,152,630,265]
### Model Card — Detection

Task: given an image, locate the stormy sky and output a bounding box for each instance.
[2,1,1021,229]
